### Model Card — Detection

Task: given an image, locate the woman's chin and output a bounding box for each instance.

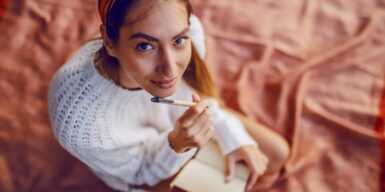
[146,80,179,98]
[148,89,176,98]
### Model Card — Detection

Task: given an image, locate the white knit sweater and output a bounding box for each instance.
[48,16,256,192]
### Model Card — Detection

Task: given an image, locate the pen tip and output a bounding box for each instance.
[151,97,160,103]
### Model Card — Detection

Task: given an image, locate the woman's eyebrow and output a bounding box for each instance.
[172,27,190,40]
[130,33,159,42]
[129,27,190,42]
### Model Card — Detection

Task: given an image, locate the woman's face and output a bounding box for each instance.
[109,0,191,98]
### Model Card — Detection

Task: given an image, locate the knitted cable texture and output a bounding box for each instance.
[48,16,256,191]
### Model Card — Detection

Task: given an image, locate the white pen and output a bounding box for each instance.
[151,97,196,107]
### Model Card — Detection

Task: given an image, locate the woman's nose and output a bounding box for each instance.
[157,47,177,77]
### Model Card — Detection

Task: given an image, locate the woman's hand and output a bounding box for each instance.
[168,94,215,153]
[225,145,269,192]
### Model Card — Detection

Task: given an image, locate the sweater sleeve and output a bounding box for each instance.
[187,15,257,155]
[47,50,196,190]
[208,99,258,155]
[64,126,196,188]
[169,82,257,156]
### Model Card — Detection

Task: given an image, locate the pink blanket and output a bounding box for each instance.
[0,0,8,20]
[192,0,385,191]
[0,0,384,191]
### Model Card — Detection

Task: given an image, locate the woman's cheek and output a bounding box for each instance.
[130,57,156,73]
[181,49,192,68]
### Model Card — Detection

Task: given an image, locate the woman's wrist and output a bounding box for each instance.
[168,131,179,153]
[168,131,192,153]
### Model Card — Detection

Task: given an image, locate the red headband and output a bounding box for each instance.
[98,0,116,25]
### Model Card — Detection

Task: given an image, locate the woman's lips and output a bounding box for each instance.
[151,77,177,89]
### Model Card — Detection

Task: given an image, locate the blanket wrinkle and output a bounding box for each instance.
[1,0,385,191]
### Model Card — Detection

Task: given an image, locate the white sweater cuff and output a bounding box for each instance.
[208,100,257,155]
[214,115,257,155]
[150,131,196,186]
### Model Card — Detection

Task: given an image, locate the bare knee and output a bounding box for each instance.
[221,108,291,174]
[265,137,290,175]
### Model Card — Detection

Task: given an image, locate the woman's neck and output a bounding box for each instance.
[98,60,141,90]
[116,65,141,90]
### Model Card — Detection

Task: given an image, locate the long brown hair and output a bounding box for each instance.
[95,0,218,98]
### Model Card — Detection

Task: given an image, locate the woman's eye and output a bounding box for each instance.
[174,36,190,47]
[136,43,154,52]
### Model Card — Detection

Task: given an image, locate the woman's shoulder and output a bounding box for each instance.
[48,39,114,120]
[49,39,105,92]
[57,39,103,76]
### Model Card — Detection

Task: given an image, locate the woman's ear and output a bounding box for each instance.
[100,25,119,58]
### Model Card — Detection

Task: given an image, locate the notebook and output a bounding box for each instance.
[170,140,249,192]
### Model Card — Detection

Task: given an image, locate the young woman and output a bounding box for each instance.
[48,0,290,191]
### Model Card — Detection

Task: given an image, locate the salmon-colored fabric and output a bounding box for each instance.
[192,0,385,191]
[377,79,385,191]
[0,0,9,20]
[0,0,384,191]
[0,0,112,191]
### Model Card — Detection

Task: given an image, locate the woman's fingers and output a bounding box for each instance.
[260,153,269,166]
[192,93,200,103]
[202,125,214,142]
[179,94,212,128]
[225,155,236,183]
[247,150,268,191]
[255,160,267,177]
[255,148,269,164]
[172,94,215,151]
[223,147,270,191]
[189,110,213,147]
[187,107,210,136]
[199,123,214,146]
[179,100,210,127]
[254,150,268,173]
[245,157,260,191]
[247,172,259,192]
